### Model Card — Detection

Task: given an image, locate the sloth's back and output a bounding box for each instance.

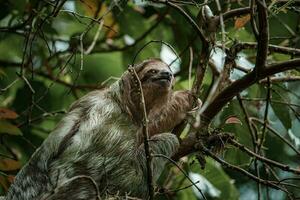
[7,84,145,199]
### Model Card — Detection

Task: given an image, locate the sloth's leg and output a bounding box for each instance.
[137,133,179,182]
[134,133,179,197]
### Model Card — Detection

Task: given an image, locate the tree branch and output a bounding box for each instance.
[175,58,300,158]
[254,0,269,75]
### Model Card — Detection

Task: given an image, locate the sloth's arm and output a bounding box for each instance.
[148,90,196,136]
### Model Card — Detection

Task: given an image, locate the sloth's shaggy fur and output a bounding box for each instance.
[5,59,195,200]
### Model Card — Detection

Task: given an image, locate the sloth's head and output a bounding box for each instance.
[137,59,174,111]
[120,59,174,121]
[137,59,174,92]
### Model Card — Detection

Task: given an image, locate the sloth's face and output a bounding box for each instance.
[122,59,174,115]
[139,60,174,91]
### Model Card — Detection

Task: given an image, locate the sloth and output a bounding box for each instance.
[5,59,196,200]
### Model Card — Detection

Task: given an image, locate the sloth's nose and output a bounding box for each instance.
[160,71,172,78]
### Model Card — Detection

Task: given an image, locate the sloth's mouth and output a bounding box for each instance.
[153,75,172,82]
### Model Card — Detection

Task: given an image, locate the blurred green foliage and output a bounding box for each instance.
[0,0,300,199]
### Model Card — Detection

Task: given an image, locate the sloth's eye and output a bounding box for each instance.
[149,69,158,74]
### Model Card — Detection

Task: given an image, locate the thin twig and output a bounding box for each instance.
[258,77,271,151]
[128,66,154,199]
[250,117,300,156]
[153,154,207,200]
[188,47,193,90]
[229,138,300,175]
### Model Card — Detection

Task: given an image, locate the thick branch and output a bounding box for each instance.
[202,58,300,124]
[234,42,300,56]
[222,7,251,21]
[254,0,269,74]
[175,58,300,158]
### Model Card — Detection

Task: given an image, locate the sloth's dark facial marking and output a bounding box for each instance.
[139,60,174,90]
[141,69,173,84]
[151,70,173,85]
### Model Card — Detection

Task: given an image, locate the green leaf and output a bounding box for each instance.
[288,129,300,149]
[191,158,239,200]
[74,52,123,84]
[12,80,52,119]
[271,92,292,129]
[218,100,252,165]
[0,120,22,136]
[0,1,11,20]
[227,27,255,42]
[115,6,150,38]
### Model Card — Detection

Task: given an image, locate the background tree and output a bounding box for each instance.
[0,0,300,199]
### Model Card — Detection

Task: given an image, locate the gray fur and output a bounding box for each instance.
[5,79,179,200]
